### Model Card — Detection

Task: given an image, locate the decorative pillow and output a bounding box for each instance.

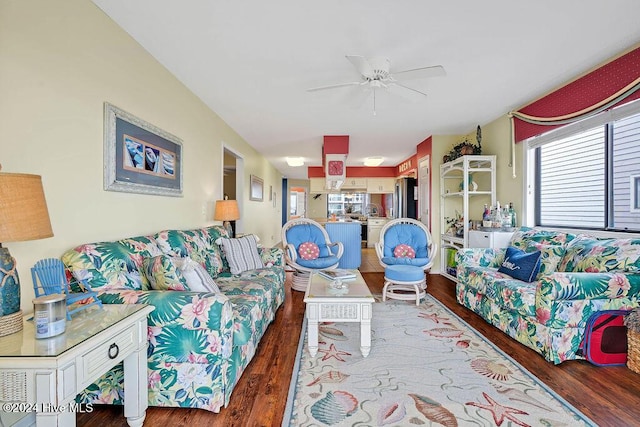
[298,241,320,260]
[498,246,542,282]
[393,243,416,259]
[219,234,265,275]
[525,242,566,279]
[510,227,576,250]
[176,257,221,293]
[143,255,189,291]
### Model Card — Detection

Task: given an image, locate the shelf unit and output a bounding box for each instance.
[440,155,496,281]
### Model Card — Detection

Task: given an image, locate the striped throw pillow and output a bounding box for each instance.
[219,234,264,274]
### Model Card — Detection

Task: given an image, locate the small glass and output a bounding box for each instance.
[327,278,349,295]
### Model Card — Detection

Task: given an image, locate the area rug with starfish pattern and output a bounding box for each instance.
[283,294,595,426]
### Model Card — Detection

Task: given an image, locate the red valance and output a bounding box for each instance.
[511,46,640,143]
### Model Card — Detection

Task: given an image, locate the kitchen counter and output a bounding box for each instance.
[324,221,362,268]
[312,217,365,224]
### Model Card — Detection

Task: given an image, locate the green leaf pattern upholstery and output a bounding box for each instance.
[456,227,640,364]
[61,225,285,413]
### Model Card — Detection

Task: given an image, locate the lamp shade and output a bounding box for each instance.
[214,200,240,222]
[0,173,53,242]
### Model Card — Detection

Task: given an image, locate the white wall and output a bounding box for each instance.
[0,0,282,313]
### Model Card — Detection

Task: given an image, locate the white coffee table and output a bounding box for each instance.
[304,270,375,357]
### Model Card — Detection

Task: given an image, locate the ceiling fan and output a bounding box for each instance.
[308,55,445,113]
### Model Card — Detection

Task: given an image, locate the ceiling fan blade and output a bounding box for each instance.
[346,55,374,78]
[389,82,428,96]
[345,85,373,109]
[394,65,446,80]
[307,81,363,92]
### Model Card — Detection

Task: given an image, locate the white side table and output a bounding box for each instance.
[0,304,154,427]
[304,271,375,357]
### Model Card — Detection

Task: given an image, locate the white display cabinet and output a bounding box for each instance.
[440,155,496,282]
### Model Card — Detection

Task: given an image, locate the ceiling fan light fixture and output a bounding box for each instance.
[286,157,305,167]
[364,156,384,167]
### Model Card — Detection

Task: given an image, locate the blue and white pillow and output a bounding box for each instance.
[498,246,542,282]
[218,234,264,275]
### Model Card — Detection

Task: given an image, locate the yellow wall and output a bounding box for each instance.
[0,0,282,313]
[478,115,526,222]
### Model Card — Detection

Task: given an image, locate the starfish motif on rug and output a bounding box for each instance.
[466,392,530,426]
[318,343,351,362]
[418,312,450,324]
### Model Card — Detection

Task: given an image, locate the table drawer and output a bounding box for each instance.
[79,322,138,386]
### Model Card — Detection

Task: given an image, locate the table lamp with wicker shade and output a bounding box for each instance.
[0,170,53,337]
[214,199,240,238]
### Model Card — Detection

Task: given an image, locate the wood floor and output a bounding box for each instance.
[78,249,640,426]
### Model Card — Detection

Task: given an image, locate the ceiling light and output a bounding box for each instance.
[364,157,384,167]
[286,157,304,167]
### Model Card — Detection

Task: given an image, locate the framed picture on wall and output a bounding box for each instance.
[250,175,264,201]
[103,102,183,197]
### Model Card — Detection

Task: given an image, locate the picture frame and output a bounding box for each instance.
[250,175,264,201]
[269,185,273,201]
[104,102,183,197]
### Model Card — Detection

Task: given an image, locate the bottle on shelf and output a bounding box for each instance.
[491,201,501,228]
[482,204,491,228]
[501,206,512,228]
[509,202,517,228]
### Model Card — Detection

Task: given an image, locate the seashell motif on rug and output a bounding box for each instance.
[470,358,513,381]
[309,390,358,425]
[284,295,596,427]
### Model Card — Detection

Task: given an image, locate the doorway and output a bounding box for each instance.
[418,155,430,229]
[222,147,244,233]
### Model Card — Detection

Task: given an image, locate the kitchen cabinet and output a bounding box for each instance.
[366,178,395,193]
[342,178,367,190]
[367,217,389,248]
[309,178,329,193]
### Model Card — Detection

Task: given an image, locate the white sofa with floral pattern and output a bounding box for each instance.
[456,227,640,364]
[61,225,285,413]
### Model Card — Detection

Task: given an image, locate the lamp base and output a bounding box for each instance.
[0,309,23,337]
[223,221,235,238]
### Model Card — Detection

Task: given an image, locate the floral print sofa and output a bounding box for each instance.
[61,225,285,412]
[456,227,640,364]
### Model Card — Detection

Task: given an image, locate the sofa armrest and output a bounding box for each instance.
[97,289,234,361]
[535,272,640,328]
[456,248,505,269]
[258,246,284,267]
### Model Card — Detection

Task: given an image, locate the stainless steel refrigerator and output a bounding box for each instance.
[394,177,418,219]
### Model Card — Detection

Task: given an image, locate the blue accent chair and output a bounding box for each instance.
[282,218,344,291]
[375,218,438,303]
[31,258,103,320]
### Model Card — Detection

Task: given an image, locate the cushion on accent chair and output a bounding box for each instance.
[219,234,265,274]
[393,243,416,259]
[498,246,542,282]
[298,241,320,260]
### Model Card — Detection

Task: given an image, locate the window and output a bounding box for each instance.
[327,193,368,216]
[528,102,640,232]
[631,175,640,212]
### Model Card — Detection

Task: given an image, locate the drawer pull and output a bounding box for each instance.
[108,343,119,359]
